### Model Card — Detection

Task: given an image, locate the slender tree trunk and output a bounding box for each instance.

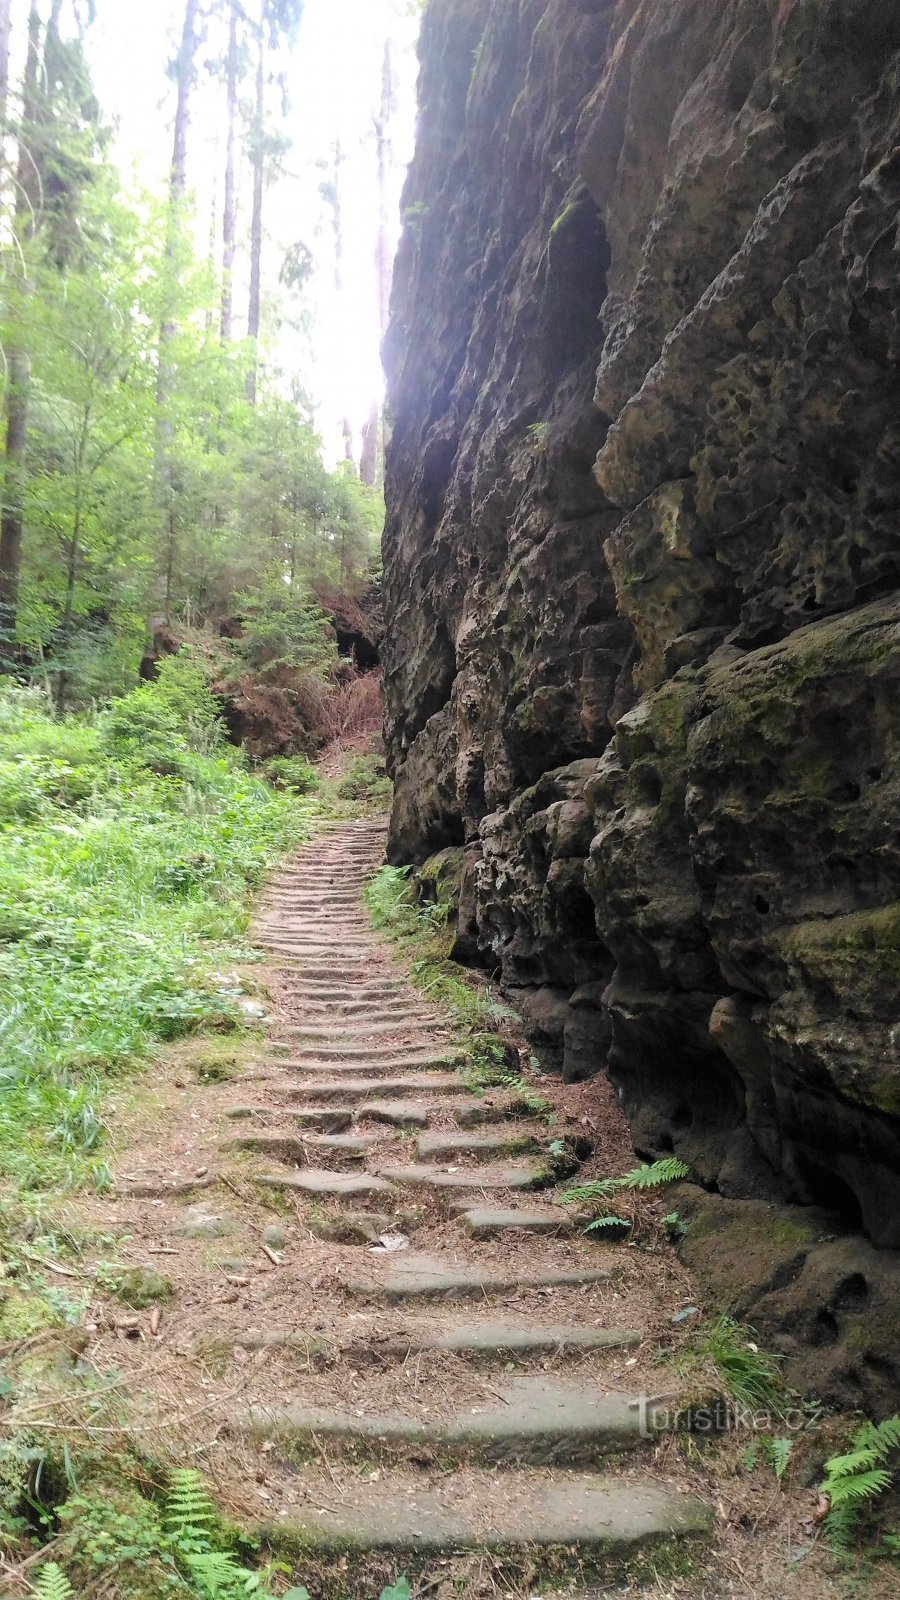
[360,40,395,487]
[0,0,12,147]
[157,0,201,623]
[0,2,41,644]
[326,139,355,464]
[246,3,265,405]
[220,1,238,343]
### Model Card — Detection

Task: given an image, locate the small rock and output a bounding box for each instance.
[262,1224,286,1250]
[114,1267,175,1310]
[177,1206,235,1240]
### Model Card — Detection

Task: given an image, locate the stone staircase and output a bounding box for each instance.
[226,818,712,1591]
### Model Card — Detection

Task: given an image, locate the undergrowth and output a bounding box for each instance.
[0,671,324,1195]
[362,864,539,1101]
[562,1157,690,1238]
[820,1414,900,1553]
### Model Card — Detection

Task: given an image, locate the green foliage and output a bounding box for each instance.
[262,754,319,794]
[820,1415,900,1551]
[33,1564,75,1600]
[336,754,392,806]
[693,1316,785,1412]
[563,1158,690,1235]
[743,1435,793,1482]
[0,684,319,1193]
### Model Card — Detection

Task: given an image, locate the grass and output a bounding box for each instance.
[362,865,547,1108]
[0,680,326,1196]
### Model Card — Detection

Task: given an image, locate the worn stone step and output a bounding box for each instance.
[454,1093,538,1125]
[285,1020,447,1041]
[221,1134,307,1164]
[454,1205,577,1238]
[266,1058,454,1080]
[223,1106,354,1132]
[277,977,406,991]
[389,1319,641,1358]
[256,1169,396,1200]
[416,1130,541,1161]
[346,1257,609,1301]
[255,1468,710,1563]
[288,1009,443,1029]
[273,1038,463,1063]
[356,1099,431,1127]
[242,1376,677,1464]
[274,1074,468,1102]
[376,1160,546,1192]
[300,1132,382,1159]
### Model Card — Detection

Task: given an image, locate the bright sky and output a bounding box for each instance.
[81,0,419,462]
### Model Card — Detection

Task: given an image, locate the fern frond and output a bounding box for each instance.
[824,1503,858,1552]
[619,1158,690,1190]
[857,1416,900,1455]
[185,1549,248,1595]
[763,1437,793,1482]
[825,1446,882,1479]
[561,1179,616,1204]
[585,1214,630,1233]
[34,1563,75,1600]
[165,1466,217,1544]
[828,1469,892,1506]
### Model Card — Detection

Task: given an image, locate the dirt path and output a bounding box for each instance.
[57,818,892,1600]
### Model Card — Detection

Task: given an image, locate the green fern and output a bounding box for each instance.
[821,1414,900,1549]
[184,1550,250,1597]
[619,1158,690,1190]
[164,1466,218,1548]
[584,1214,631,1234]
[563,1157,689,1234]
[34,1565,75,1600]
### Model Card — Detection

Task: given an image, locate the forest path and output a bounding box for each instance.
[217,818,710,1591]
[59,814,881,1599]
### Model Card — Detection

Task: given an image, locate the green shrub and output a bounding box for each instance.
[0,688,319,1194]
[336,753,391,804]
[263,753,319,794]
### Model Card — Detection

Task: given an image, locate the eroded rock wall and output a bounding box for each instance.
[383,0,900,1261]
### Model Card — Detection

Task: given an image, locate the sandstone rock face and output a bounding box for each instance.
[382,0,900,1283]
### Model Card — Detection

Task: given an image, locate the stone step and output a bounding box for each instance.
[223,1106,354,1132]
[346,1258,609,1301]
[454,1093,536,1124]
[266,1058,453,1079]
[254,1468,710,1564]
[256,1169,396,1200]
[274,1074,468,1102]
[242,1376,677,1464]
[284,1020,448,1041]
[415,1130,541,1161]
[269,979,403,992]
[301,1132,382,1160]
[286,1009,443,1029]
[220,1134,307,1164]
[273,1037,463,1061]
[376,1160,546,1192]
[454,1205,577,1238]
[389,1319,641,1358]
[356,1099,431,1127]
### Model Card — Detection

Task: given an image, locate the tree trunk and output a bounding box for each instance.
[360,38,396,488]
[220,1,238,343]
[157,0,201,623]
[0,0,12,141]
[0,2,41,643]
[246,2,266,404]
